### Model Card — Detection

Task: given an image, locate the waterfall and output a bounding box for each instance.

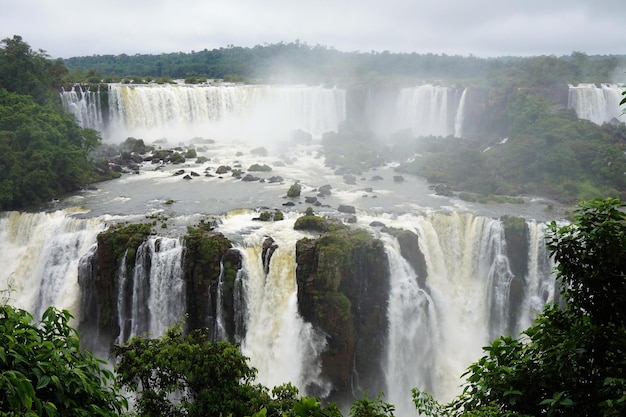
[0,210,104,318]
[214,261,227,341]
[392,85,465,137]
[1,208,556,410]
[378,212,519,401]
[119,237,185,340]
[60,85,105,130]
[238,241,328,396]
[384,235,438,417]
[105,83,346,142]
[453,88,468,138]
[568,83,625,125]
[517,221,555,332]
[218,211,329,396]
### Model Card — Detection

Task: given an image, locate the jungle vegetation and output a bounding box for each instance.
[0,35,112,210]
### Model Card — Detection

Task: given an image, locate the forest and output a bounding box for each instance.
[62,40,622,87]
[0,35,118,210]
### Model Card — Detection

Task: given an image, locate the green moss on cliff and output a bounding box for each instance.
[97,222,153,271]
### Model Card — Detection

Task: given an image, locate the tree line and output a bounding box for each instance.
[62,40,624,87]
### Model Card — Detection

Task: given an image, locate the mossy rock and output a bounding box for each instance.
[287,183,302,197]
[294,214,330,232]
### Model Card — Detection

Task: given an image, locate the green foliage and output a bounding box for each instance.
[256,210,284,222]
[61,42,621,86]
[119,137,152,154]
[97,222,153,271]
[0,35,63,104]
[349,392,395,417]
[114,324,264,417]
[546,198,626,326]
[413,198,626,417]
[397,95,626,203]
[0,37,104,210]
[322,121,383,174]
[0,305,126,416]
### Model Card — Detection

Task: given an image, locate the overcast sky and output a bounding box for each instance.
[1,0,624,59]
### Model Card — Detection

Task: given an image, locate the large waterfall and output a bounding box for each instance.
[0,207,554,414]
[568,83,625,125]
[59,83,473,142]
[60,83,347,142]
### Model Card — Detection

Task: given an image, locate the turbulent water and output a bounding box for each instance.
[2,83,583,415]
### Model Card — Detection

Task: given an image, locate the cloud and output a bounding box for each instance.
[1,0,624,58]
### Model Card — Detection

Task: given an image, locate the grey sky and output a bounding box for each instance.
[1,0,624,58]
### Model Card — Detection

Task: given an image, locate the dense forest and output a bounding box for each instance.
[63,40,624,87]
[0,35,117,210]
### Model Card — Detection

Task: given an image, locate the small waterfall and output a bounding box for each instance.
[106,83,346,142]
[60,85,105,130]
[235,227,328,396]
[120,237,185,340]
[568,83,625,125]
[214,261,227,341]
[453,88,468,138]
[516,221,555,332]
[233,268,248,343]
[384,235,438,417]
[392,85,464,137]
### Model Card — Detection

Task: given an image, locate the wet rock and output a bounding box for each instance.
[338,204,356,214]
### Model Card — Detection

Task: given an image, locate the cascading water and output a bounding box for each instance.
[453,88,467,138]
[124,237,186,339]
[568,83,625,125]
[60,85,105,131]
[214,261,227,341]
[383,234,438,417]
[517,221,555,332]
[226,213,329,396]
[376,211,548,407]
[96,83,346,142]
[1,206,555,413]
[0,209,104,318]
[392,85,465,138]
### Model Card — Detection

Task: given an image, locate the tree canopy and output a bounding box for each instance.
[0,35,104,210]
[0,305,127,416]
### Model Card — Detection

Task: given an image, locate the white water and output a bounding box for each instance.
[67,83,344,142]
[453,88,467,138]
[220,212,330,396]
[0,204,555,413]
[367,211,552,413]
[0,209,105,320]
[384,235,438,417]
[392,85,466,138]
[568,83,626,125]
[60,85,105,130]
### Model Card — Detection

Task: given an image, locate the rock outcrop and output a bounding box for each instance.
[295,225,389,405]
